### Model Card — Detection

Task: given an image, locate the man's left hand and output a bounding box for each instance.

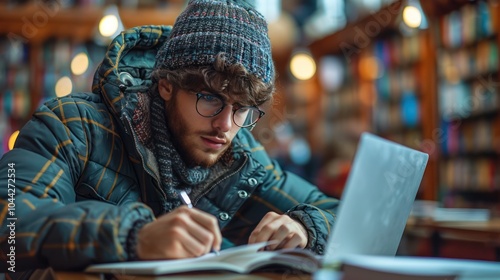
[248,211,308,250]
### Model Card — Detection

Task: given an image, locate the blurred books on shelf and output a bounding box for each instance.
[433,208,491,222]
[411,200,491,222]
[0,36,106,157]
[437,0,500,212]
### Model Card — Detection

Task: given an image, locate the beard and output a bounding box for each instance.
[164,95,232,168]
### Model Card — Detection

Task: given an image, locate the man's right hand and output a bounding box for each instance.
[136,206,222,260]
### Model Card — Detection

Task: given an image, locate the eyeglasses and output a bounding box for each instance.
[194,92,265,128]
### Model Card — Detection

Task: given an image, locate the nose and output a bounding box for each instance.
[212,105,233,132]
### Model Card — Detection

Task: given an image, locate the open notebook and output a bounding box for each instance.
[85,133,429,275]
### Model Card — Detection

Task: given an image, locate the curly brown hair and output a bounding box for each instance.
[151,53,275,106]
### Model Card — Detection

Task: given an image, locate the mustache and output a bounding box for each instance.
[201,130,230,142]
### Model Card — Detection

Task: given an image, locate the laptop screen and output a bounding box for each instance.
[322,133,429,266]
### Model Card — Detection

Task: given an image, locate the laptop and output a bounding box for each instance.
[322,132,429,266]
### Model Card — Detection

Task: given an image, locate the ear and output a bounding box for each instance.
[158,79,174,101]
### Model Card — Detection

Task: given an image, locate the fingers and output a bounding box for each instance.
[167,206,222,254]
[136,206,221,260]
[160,220,210,258]
[167,211,214,256]
[248,212,278,245]
[185,207,222,251]
[248,212,308,251]
[266,223,295,250]
[274,232,303,250]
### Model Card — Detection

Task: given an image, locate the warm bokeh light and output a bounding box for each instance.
[99,15,119,37]
[71,52,89,75]
[55,76,73,97]
[8,130,19,150]
[403,6,422,28]
[359,56,384,80]
[290,52,316,80]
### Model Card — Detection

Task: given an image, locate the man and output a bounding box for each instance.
[0,0,339,278]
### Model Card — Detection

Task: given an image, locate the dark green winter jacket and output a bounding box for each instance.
[0,25,339,276]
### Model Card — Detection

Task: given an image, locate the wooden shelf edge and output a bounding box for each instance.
[0,4,181,43]
[308,0,403,58]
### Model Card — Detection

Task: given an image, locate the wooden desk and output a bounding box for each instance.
[405,218,500,260]
[55,272,99,280]
[55,271,313,280]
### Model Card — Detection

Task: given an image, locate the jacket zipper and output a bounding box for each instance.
[193,153,248,205]
[123,115,167,200]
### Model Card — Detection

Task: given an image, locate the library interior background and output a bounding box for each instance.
[1,0,500,261]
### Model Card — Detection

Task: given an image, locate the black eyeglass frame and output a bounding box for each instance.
[194,92,265,128]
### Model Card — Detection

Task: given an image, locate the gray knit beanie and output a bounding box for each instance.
[155,0,275,84]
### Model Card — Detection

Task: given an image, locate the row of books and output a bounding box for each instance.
[323,84,359,120]
[370,33,424,150]
[438,2,500,210]
[439,80,499,121]
[376,67,417,101]
[438,39,498,83]
[440,118,498,156]
[443,197,500,210]
[442,191,500,210]
[382,129,422,151]
[372,32,423,68]
[440,157,499,191]
[440,1,496,49]
[373,92,421,132]
[0,38,29,156]
[0,39,31,120]
[0,37,29,66]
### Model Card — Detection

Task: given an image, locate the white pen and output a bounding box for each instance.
[179,190,193,208]
[178,190,220,256]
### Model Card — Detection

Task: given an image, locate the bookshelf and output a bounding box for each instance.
[435,1,500,213]
[309,0,439,201]
[0,2,181,156]
[310,0,500,210]
[371,27,439,202]
[0,37,31,153]
[371,32,426,150]
[313,54,367,197]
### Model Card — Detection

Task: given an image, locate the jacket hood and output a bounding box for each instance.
[92,25,171,126]
[91,25,172,182]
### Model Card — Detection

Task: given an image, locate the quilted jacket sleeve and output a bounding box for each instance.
[239,130,339,255]
[0,96,155,273]
[259,164,339,255]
